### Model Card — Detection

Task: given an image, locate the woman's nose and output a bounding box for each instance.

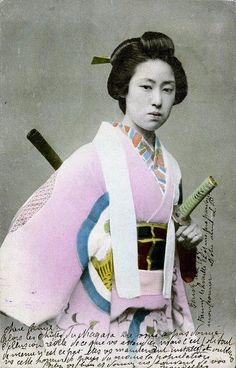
[151,89,162,108]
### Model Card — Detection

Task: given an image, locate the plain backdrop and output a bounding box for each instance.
[0,0,235,340]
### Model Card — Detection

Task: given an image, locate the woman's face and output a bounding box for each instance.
[123,59,176,133]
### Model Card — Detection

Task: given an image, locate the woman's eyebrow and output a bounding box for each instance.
[138,78,155,83]
[162,80,176,85]
[138,78,175,84]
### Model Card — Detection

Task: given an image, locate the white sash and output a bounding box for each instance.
[94,122,140,298]
[161,145,180,298]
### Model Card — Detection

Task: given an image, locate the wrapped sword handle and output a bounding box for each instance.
[172,176,218,226]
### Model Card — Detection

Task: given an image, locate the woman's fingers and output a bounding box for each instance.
[176,223,196,238]
[175,224,188,237]
[176,219,203,247]
[190,232,203,245]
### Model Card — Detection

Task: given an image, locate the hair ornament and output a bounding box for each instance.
[91,56,110,64]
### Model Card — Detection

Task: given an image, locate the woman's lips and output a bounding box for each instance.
[148,112,162,119]
[148,112,162,116]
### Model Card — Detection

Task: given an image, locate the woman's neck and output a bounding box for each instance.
[120,118,156,148]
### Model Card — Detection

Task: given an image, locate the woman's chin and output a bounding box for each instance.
[144,120,164,131]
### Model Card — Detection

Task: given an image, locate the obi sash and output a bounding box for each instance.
[137,222,167,270]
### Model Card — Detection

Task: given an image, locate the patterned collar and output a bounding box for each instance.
[112,122,167,194]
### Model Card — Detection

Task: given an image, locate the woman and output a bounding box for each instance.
[0,32,202,340]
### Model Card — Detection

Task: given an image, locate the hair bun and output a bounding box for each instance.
[110,38,139,66]
[140,32,175,58]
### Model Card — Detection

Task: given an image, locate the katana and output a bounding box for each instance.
[173,176,218,226]
[26,129,218,221]
[27,129,63,170]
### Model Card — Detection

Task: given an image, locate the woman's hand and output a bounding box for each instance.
[175,219,203,249]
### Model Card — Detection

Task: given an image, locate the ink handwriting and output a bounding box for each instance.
[0,321,234,367]
[189,194,215,327]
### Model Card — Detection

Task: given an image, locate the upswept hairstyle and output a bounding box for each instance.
[107,32,188,114]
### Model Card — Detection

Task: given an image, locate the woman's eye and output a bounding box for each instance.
[140,85,152,90]
[163,88,174,94]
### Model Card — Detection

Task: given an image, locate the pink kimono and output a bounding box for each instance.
[0,121,194,341]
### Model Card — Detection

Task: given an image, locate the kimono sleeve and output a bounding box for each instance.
[0,143,104,326]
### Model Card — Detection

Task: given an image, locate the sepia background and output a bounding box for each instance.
[0,0,235,347]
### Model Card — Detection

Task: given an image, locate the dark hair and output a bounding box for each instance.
[107,32,188,113]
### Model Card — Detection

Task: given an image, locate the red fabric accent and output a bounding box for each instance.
[138,241,153,269]
[152,226,167,239]
[177,244,197,283]
[124,125,130,133]
[132,132,142,147]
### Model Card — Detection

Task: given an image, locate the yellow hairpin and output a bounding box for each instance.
[91,56,110,64]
